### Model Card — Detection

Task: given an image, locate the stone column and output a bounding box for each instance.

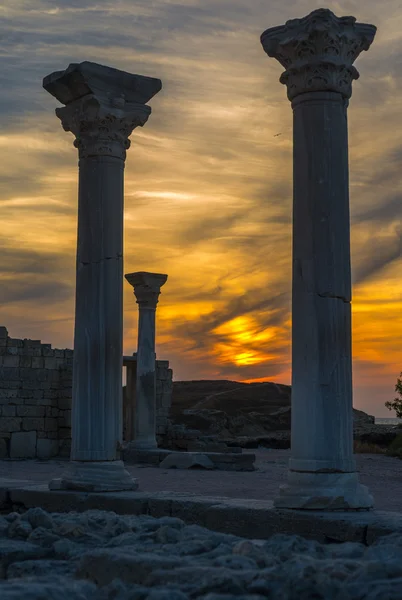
[43,62,162,491]
[261,9,376,509]
[125,272,167,448]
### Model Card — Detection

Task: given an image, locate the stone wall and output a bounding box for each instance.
[123,354,173,442]
[0,326,73,459]
[0,328,174,458]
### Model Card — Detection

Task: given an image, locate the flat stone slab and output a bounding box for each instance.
[159,453,214,469]
[122,448,256,471]
[2,479,402,545]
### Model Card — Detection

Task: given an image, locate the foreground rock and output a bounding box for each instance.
[1,508,402,598]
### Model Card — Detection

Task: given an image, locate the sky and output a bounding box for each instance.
[1,0,401,417]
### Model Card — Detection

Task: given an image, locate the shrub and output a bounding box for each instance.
[386,432,402,459]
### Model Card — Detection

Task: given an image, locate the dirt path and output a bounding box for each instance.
[0,449,401,512]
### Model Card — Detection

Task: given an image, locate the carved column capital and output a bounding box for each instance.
[43,61,162,160]
[56,95,150,160]
[125,271,168,309]
[261,8,376,100]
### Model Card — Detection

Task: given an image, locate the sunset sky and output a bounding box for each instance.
[1,0,401,417]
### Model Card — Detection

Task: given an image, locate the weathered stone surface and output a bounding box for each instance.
[0,417,21,432]
[0,438,7,458]
[260,9,376,509]
[37,439,59,459]
[159,453,214,470]
[16,406,45,417]
[10,431,36,458]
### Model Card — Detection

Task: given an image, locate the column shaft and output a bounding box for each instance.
[133,308,157,447]
[290,92,355,473]
[71,155,124,461]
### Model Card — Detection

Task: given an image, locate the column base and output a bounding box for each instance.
[274,471,374,510]
[48,460,138,493]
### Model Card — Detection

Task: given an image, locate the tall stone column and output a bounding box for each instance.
[125,272,167,448]
[43,62,162,491]
[261,10,376,509]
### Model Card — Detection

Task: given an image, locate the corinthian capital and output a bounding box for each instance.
[43,61,162,159]
[125,271,168,309]
[261,8,376,100]
[55,95,151,159]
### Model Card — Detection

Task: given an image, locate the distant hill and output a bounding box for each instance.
[169,380,375,441]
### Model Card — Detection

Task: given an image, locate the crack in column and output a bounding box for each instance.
[317,292,350,303]
[79,255,122,267]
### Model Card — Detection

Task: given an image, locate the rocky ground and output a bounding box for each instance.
[1,507,402,599]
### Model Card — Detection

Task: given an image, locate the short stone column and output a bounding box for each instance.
[261,9,376,508]
[43,62,162,491]
[125,272,167,448]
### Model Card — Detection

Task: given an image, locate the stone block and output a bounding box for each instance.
[0,389,18,400]
[54,349,65,358]
[22,381,39,390]
[156,360,169,367]
[46,431,59,439]
[19,355,32,368]
[19,390,34,399]
[31,357,44,369]
[20,367,37,380]
[0,416,21,432]
[32,348,42,357]
[42,347,54,357]
[44,357,57,369]
[21,417,44,431]
[161,394,172,408]
[6,346,19,355]
[158,369,169,381]
[40,382,51,390]
[8,338,23,347]
[0,437,8,457]
[37,431,46,438]
[23,339,41,347]
[65,349,73,358]
[35,369,49,382]
[58,427,71,439]
[21,367,38,380]
[58,398,71,410]
[33,390,45,399]
[10,431,37,458]
[17,406,46,417]
[20,348,34,357]
[43,390,57,400]
[159,453,215,470]
[0,431,11,438]
[64,409,71,427]
[0,367,20,380]
[37,438,59,459]
[1,381,20,389]
[0,326,7,338]
[49,369,60,382]
[1,406,16,417]
[51,407,59,417]
[0,338,6,348]
[44,417,58,431]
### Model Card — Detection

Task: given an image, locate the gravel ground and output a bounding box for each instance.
[1,507,402,599]
[0,449,401,511]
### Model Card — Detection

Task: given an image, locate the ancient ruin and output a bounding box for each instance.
[43,61,162,491]
[261,9,376,508]
[124,271,168,449]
